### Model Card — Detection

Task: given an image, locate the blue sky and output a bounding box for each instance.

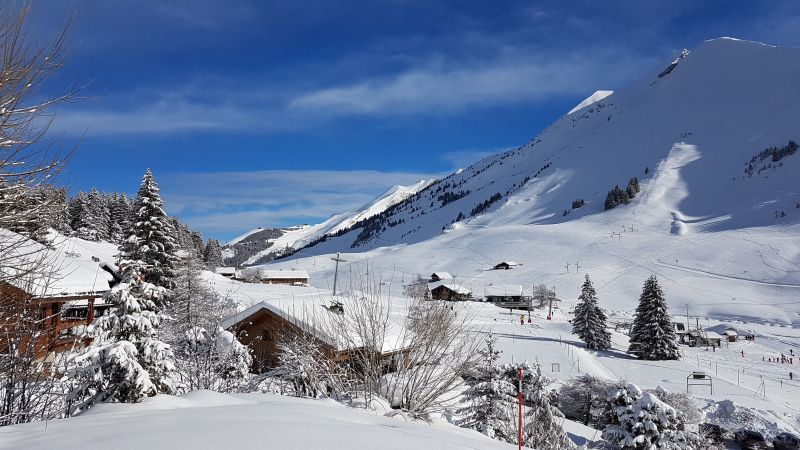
[29,0,800,241]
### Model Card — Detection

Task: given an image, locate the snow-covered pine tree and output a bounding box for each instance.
[87,188,111,241]
[457,333,516,442]
[521,362,575,450]
[572,274,612,350]
[628,276,680,360]
[66,260,176,412]
[203,239,225,268]
[108,192,132,244]
[602,390,700,450]
[121,169,178,289]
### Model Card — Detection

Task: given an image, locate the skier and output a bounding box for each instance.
[741,350,745,358]
[791,372,794,381]
[520,315,525,325]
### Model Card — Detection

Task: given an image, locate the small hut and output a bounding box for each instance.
[493,261,521,270]
[429,272,453,283]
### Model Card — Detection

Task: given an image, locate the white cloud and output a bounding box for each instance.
[288,49,650,117]
[159,169,444,237]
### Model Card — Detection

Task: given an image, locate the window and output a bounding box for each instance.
[262,328,274,342]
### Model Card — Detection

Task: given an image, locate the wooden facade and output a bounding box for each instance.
[430,284,471,301]
[0,282,104,361]
[226,305,408,374]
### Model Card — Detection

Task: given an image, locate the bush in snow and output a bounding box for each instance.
[650,387,702,431]
[572,274,612,350]
[558,374,616,427]
[270,330,344,399]
[628,276,680,360]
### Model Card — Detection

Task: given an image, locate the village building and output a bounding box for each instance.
[428,282,471,301]
[429,272,452,283]
[214,267,236,279]
[493,261,521,270]
[222,298,407,372]
[484,284,532,309]
[724,328,739,342]
[0,237,119,362]
[244,269,310,285]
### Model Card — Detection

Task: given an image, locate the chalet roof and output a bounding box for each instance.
[485,284,524,297]
[214,267,236,275]
[724,329,738,336]
[430,272,452,280]
[222,297,406,354]
[428,281,471,295]
[1,229,117,298]
[259,269,310,280]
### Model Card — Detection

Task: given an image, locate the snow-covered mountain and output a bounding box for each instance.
[267,38,800,324]
[222,179,435,266]
[288,38,800,255]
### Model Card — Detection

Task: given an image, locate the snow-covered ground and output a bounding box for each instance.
[0,390,520,450]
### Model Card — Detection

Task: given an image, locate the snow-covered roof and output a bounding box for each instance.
[1,229,119,298]
[494,261,520,268]
[430,272,452,280]
[484,285,524,297]
[724,329,738,336]
[706,332,726,339]
[259,269,310,280]
[214,267,236,275]
[428,281,471,295]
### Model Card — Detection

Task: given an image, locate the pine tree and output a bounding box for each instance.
[522,362,575,450]
[457,334,516,442]
[203,239,225,268]
[66,261,176,411]
[572,274,611,350]
[108,192,132,244]
[120,169,178,290]
[628,276,680,360]
[602,390,700,450]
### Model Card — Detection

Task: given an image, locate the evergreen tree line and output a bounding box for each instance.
[52,187,224,268]
[745,139,798,177]
[603,177,640,210]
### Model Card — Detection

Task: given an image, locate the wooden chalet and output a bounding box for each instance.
[0,281,112,361]
[493,261,521,270]
[429,272,453,283]
[223,301,407,373]
[429,282,471,301]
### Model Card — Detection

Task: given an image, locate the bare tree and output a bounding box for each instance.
[162,260,252,393]
[383,297,482,419]
[0,5,78,426]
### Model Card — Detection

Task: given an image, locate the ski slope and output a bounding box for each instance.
[268,37,800,325]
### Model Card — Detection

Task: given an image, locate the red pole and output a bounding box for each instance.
[518,367,523,450]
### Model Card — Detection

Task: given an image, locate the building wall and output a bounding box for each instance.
[261,278,309,285]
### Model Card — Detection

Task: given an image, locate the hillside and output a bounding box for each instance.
[222,179,434,267]
[263,38,800,324]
